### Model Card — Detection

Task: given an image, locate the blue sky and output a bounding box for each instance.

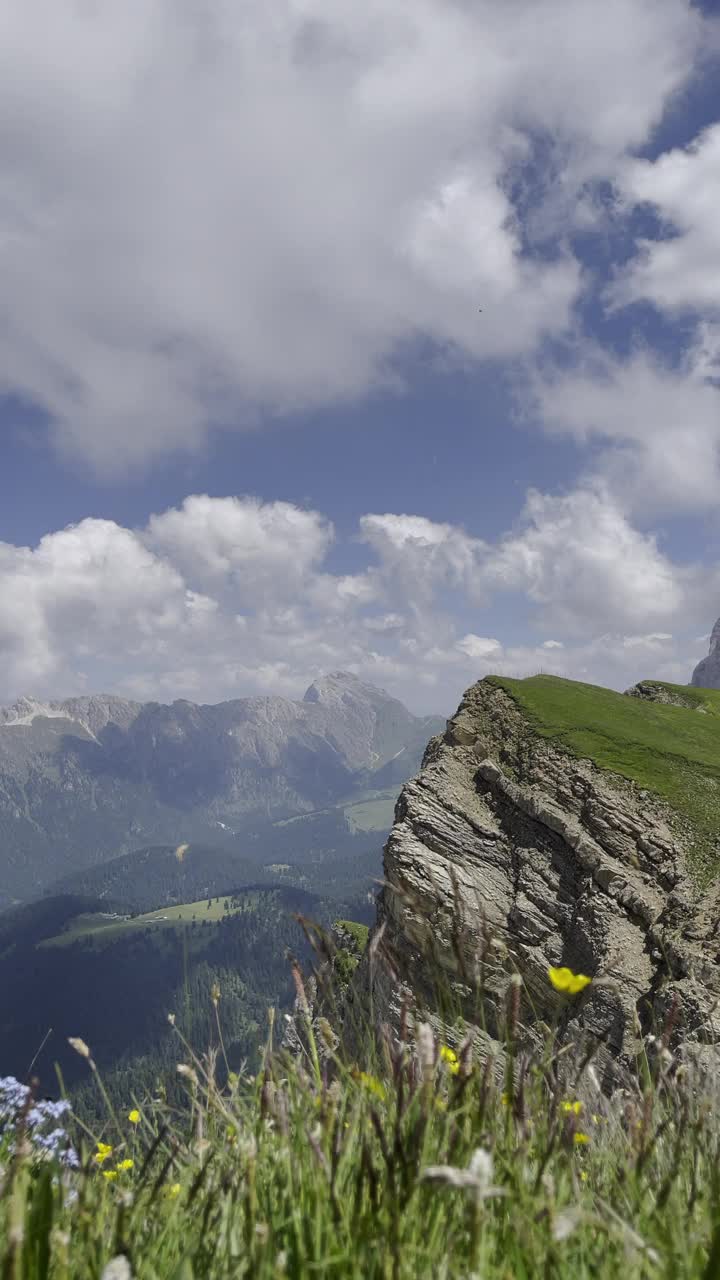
[1,0,719,714]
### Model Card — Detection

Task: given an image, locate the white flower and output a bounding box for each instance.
[421,1148,506,1204]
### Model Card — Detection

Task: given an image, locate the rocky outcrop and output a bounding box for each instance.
[625,681,698,709]
[364,678,720,1091]
[692,618,720,689]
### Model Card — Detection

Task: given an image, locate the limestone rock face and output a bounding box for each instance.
[692,619,720,688]
[365,679,720,1090]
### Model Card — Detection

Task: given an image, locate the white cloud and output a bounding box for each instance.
[0,489,715,713]
[0,0,708,470]
[479,487,684,632]
[359,512,487,605]
[456,635,502,660]
[621,632,672,648]
[528,345,720,515]
[146,494,333,594]
[610,123,720,315]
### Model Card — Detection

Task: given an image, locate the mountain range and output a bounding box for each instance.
[0,672,444,903]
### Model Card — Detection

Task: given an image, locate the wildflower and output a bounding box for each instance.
[562,1100,583,1115]
[359,1072,386,1101]
[500,1092,509,1107]
[439,1045,460,1076]
[580,1171,589,1182]
[548,966,592,994]
[165,1183,181,1199]
[117,1159,134,1172]
[417,1022,436,1080]
[101,1258,132,1280]
[128,1109,141,1125]
[103,1170,118,1182]
[573,1132,590,1145]
[1,1081,79,1170]
[0,1076,30,1117]
[422,1148,507,1204]
[94,1142,113,1165]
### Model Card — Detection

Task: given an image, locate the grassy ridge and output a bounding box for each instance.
[490,675,720,874]
[40,895,250,948]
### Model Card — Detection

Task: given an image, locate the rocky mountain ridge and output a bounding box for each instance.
[0,673,443,901]
[691,617,720,689]
[365,675,720,1091]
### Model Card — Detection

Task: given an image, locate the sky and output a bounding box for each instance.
[1,0,720,715]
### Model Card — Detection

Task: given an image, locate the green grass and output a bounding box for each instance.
[41,896,244,948]
[335,920,370,951]
[272,788,397,833]
[342,791,398,833]
[3,972,720,1279]
[489,675,720,876]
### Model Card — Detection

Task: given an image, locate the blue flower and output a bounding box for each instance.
[0,1077,78,1169]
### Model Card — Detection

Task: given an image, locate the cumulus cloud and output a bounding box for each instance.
[359,513,487,606]
[610,122,720,315]
[146,494,333,594]
[479,487,685,632]
[0,0,709,470]
[0,490,715,713]
[527,345,720,515]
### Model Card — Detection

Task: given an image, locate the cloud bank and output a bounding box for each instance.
[0,0,710,470]
[0,491,713,712]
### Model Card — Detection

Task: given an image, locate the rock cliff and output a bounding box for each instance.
[692,618,720,689]
[365,675,720,1090]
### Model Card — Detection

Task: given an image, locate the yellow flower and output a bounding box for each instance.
[439,1045,460,1076]
[500,1092,510,1107]
[359,1072,386,1101]
[165,1183,181,1199]
[573,1132,590,1145]
[94,1143,113,1165]
[103,1170,118,1182]
[562,1100,583,1115]
[548,966,592,994]
[117,1159,134,1172]
[580,1170,588,1182]
[128,1109,141,1125]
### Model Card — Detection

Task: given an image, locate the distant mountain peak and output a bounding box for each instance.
[0,673,444,899]
[303,671,396,705]
[0,693,142,736]
[691,619,720,688]
[0,696,70,727]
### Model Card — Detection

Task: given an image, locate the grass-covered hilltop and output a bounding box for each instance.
[490,675,720,880]
[5,673,720,1276]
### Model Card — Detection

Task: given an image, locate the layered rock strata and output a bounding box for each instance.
[364,678,720,1090]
